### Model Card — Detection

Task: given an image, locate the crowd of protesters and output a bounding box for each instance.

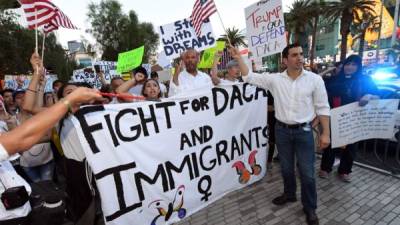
[0,44,381,225]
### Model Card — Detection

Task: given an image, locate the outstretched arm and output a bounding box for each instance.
[0,87,102,158]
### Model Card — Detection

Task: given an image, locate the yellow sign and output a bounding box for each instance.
[357,0,395,43]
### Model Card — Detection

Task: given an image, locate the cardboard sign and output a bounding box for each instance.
[159,18,216,59]
[245,0,287,58]
[117,46,145,73]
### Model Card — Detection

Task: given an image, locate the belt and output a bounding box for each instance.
[276,120,309,129]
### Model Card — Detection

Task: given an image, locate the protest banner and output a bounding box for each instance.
[4,74,58,92]
[68,84,268,225]
[72,61,120,89]
[245,0,286,59]
[331,99,399,148]
[159,18,216,60]
[94,61,119,82]
[72,68,101,89]
[117,46,145,73]
[198,41,226,69]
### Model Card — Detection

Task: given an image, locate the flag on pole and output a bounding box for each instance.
[51,6,78,29]
[43,20,58,34]
[19,0,57,30]
[19,0,77,31]
[190,0,217,36]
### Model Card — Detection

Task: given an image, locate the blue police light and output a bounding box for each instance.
[371,70,397,81]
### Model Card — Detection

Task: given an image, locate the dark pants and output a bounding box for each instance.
[275,124,317,211]
[267,112,276,163]
[320,143,357,174]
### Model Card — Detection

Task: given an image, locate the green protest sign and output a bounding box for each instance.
[198,41,226,69]
[117,46,145,73]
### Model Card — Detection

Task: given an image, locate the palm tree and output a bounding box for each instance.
[307,0,328,68]
[325,0,376,61]
[351,10,380,57]
[286,0,311,44]
[220,27,247,47]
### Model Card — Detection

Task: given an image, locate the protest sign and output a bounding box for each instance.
[94,61,119,82]
[4,74,58,92]
[69,84,268,225]
[331,99,399,148]
[72,68,101,89]
[117,46,145,73]
[159,18,216,59]
[245,0,286,59]
[157,51,171,68]
[73,61,120,89]
[198,41,226,69]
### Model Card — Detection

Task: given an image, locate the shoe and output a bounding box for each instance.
[338,173,351,182]
[272,194,297,205]
[267,163,273,170]
[273,156,279,162]
[318,170,329,179]
[304,209,319,225]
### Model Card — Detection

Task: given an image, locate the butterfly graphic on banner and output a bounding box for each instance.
[232,150,262,184]
[148,185,186,225]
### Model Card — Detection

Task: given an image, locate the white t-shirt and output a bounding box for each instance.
[0,144,9,162]
[159,82,167,96]
[20,143,53,167]
[0,160,31,220]
[60,117,86,162]
[128,84,144,96]
[220,79,240,85]
[168,70,213,97]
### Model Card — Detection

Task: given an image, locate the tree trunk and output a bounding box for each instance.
[310,16,319,68]
[340,16,351,61]
[358,30,366,58]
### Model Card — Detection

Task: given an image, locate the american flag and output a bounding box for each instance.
[19,0,77,31]
[51,6,78,30]
[43,20,58,34]
[217,48,232,70]
[190,0,217,36]
[19,0,57,30]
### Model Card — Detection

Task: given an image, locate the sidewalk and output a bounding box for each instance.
[176,160,400,225]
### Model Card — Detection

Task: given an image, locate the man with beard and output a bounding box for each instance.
[169,48,213,97]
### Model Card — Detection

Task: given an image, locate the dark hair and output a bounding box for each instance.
[2,89,14,96]
[111,76,124,83]
[150,71,159,78]
[282,43,302,59]
[13,90,25,101]
[133,66,148,78]
[339,55,363,78]
[100,84,112,102]
[141,79,161,99]
[57,82,92,99]
[43,92,55,106]
[334,61,343,67]
[52,80,63,89]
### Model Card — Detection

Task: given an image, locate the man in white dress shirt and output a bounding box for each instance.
[230,43,331,225]
[169,48,213,97]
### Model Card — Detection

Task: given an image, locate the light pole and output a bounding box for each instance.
[376,0,385,62]
[391,0,400,47]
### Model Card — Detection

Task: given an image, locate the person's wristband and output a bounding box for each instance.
[61,99,73,114]
[27,88,37,93]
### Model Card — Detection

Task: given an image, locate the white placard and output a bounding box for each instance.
[159,18,216,60]
[69,84,268,225]
[245,0,286,59]
[72,61,119,89]
[331,99,399,148]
